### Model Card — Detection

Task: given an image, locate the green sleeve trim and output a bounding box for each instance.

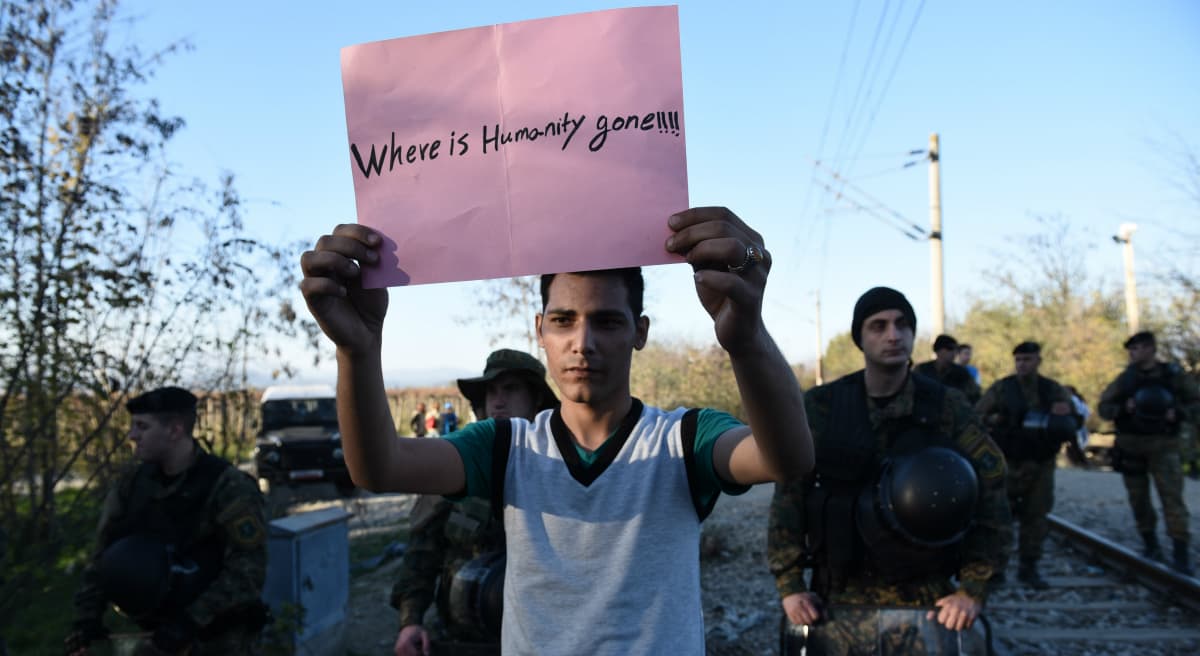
[442,419,498,499]
[692,409,751,510]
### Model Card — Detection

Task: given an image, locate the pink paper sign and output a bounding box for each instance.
[340,6,688,287]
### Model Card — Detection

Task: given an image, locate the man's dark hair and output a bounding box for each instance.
[1012,341,1041,355]
[1123,331,1155,349]
[957,343,972,352]
[932,334,958,351]
[540,268,644,317]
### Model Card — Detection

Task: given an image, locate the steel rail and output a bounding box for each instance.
[1047,513,1200,613]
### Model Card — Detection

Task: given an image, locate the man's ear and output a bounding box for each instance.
[634,315,650,351]
[535,314,545,349]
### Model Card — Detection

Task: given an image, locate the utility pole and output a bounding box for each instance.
[1114,223,1140,333]
[814,294,824,386]
[928,133,945,336]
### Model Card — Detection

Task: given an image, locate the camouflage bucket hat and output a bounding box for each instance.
[456,349,557,412]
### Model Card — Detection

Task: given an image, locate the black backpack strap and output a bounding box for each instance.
[1002,376,1028,424]
[489,418,513,522]
[680,408,718,521]
[909,373,946,429]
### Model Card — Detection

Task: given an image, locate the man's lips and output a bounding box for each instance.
[562,366,601,377]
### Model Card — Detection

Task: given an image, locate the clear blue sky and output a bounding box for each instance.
[119,0,1200,385]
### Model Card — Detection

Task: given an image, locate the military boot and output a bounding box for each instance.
[1172,539,1194,577]
[1017,558,1049,590]
[1142,532,1164,560]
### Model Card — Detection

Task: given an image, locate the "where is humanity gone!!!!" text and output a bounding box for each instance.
[350,110,681,179]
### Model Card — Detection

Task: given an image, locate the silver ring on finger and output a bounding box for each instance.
[727,245,764,274]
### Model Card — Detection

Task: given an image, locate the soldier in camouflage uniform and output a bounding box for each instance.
[914,334,982,404]
[1099,331,1200,575]
[391,350,557,656]
[65,387,268,656]
[769,288,1011,653]
[976,341,1074,589]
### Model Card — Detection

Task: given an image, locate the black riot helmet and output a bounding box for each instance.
[1133,385,1175,420]
[861,447,979,548]
[445,550,505,638]
[96,534,171,617]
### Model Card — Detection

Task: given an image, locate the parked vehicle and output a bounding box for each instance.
[253,385,353,496]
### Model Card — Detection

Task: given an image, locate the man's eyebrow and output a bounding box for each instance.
[544,308,577,317]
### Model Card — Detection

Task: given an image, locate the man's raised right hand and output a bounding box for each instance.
[299,224,390,354]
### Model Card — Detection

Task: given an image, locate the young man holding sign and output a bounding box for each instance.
[300,207,812,654]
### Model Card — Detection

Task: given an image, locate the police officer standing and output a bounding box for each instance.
[915,334,982,403]
[391,350,558,656]
[65,387,268,656]
[976,341,1076,589]
[1099,331,1200,575]
[769,288,1011,650]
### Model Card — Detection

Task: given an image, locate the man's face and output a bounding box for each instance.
[934,346,957,365]
[859,309,914,370]
[536,273,648,406]
[1127,342,1156,367]
[485,371,538,421]
[1014,353,1041,377]
[129,413,179,463]
[416,402,425,413]
[956,347,972,365]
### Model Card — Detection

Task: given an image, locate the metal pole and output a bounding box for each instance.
[1117,223,1140,333]
[928,133,945,336]
[814,294,824,386]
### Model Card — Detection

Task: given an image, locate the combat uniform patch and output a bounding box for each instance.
[230,513,265,548]
[218,494,266,549]
[970,441,1005,480]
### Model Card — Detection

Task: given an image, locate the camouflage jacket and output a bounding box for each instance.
[72,443,267,630]
[769,372,1010,605]
[914,360,982,404]
[390,495,505,637]
[1099,362,1200,447]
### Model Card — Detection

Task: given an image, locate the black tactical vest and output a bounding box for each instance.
[1114,363,1181,436]
[104,451,230,619]
[992,375,1063,462]
[804,372,966,593]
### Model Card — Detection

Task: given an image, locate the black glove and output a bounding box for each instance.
[149,615,199,654]
[64,619,109,654]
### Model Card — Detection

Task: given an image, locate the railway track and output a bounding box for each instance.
[985,513,1200,656]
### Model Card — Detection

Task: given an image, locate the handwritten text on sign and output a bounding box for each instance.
[340,6,688,287]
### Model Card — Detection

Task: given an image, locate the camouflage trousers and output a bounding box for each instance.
[106,631,259,656]
[1116,435,1190,541]
[1001,458,1055,566]
[781,607,989,656]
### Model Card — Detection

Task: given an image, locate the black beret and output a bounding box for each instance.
[1012,341,1041,355]
[932,334,958,351]
[1123,331,1155,349]
[126,386,197,415]
[851,287,916,349]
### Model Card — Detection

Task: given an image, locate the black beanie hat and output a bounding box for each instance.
[851,287,916,349]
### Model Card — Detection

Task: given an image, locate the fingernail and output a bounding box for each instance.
[665,236,675,250]
[365,249,379,264]
[367,232,381,245]
[668,214,680,228]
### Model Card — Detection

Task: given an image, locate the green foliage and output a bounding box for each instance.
[0,0,315,630]
[820,331,862,382]
[951,215,1130,403]
[631,340,743,418]
[261,602,307,656]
